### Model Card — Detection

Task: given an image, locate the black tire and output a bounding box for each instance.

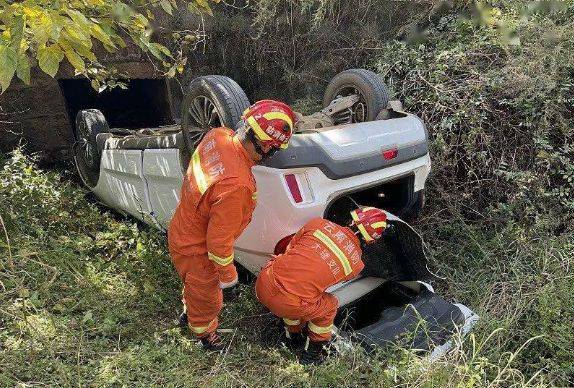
[323,69,390,124]
[181,75,250,149]
[73,109,109,188]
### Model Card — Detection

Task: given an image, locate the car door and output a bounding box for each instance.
[142,149,185,229]
[96,149,152,222]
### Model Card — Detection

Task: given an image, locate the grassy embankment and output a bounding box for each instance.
[1,3,573,386]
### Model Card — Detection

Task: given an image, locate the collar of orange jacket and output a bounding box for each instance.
[233,134,256,169]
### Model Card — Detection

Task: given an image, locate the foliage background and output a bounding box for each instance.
[1,0,573,386]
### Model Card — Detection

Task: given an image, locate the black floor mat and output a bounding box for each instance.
[356,289,465,353]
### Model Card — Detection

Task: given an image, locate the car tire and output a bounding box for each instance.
[73,109,110,188]
[181,75,251,149]
[323,69,390,124]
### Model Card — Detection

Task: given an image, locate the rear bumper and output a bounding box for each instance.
[235,152,431,274]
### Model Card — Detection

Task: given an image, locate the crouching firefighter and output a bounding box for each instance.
[168,100,295,351]
[255,207,389,364]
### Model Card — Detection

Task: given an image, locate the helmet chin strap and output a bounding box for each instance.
[247,129,277,161]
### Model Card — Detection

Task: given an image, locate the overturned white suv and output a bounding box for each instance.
[73,69,476,355]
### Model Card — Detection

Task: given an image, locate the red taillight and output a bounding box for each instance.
[382,148,398,160]
[285,174,303,203]
[274,234,295,255]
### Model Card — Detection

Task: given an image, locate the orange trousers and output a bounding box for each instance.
[170,252,222,337]
[255,264,338,342]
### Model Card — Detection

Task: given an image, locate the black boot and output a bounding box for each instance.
[200,331,226,352]
[282,328,306,350]
[299,339,328,365]
[178,312,188,328]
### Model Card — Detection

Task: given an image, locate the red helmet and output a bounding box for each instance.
[350,207,388,243]
[242,100,295,150]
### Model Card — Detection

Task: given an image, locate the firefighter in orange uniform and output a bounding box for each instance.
[255,207,389,364]
[169,100,295,351]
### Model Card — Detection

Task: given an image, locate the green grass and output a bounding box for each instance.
[0,150,572,387]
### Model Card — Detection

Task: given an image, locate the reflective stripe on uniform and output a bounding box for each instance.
[283,318,300,326]
[252,191,257,201]
[357,224,374,242]
[191,150,208,194]
[371,221,387,229]
[308,321,333,335]
[208,252,234,266]
[189,318,216,334]
[247,116,272,141]
[312,230,353,276]
[263,112,294,131]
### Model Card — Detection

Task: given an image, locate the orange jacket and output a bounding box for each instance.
[168,128,256,283]
[268,218,364,301]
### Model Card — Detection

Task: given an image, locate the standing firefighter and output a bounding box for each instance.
[255,207,389,364]
[169,100,295,351]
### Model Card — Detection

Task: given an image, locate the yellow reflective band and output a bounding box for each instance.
[308,322,333,335]
[283,318,300,326]
[312,230,352,276]
[252,191,257,201]
[247,116,272,141]
[190,319,216,334]
[371,221,387,229]
[263,112,294,131]
[357,224,374,242]
[191,150,208,194]
[280,142,289,149]
[350,210,359,222]
[208,252,234,266]
[189,325,208,334]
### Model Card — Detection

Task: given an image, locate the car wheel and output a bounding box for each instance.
[181,75,250,149]
[73,109,110,188]
[323,69,390,124]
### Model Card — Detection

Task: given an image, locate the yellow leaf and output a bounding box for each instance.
[89,24,116,49]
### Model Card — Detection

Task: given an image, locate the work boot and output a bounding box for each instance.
[282,328,306,350]
[200,331,226,352]
[299,339,329,365]
[178,312,188,328]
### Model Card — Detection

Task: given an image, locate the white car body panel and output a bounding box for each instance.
[142,149,184,228]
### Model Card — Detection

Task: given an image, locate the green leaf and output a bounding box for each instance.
[16,52,31,85]
[0,44,17,92]
[10,15,25,50]
[61,42,85,73]
[38,44,64,77]
[90,78,100,91]
[60,31,96,61]
[160,0,173,15]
